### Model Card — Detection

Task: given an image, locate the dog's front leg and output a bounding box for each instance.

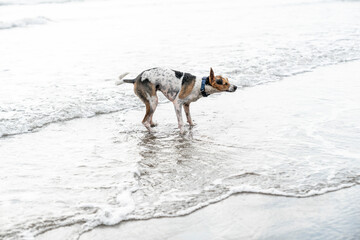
[183,103,195,126]
[173,100,185,133]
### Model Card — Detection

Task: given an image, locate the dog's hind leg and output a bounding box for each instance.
[140,96,158,131]
[142,101,152,130]
[183,103,195,126]
[134,80,157,131]
[149,95,158,127]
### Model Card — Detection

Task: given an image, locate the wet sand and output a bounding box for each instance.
[36,61,360,240]
[38,185,360,240]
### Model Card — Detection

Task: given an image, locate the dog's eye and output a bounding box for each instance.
[216,79,223,85]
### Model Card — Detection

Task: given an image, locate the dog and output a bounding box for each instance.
[116,67,237,133]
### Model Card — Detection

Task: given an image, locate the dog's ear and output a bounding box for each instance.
[209,68,215,84]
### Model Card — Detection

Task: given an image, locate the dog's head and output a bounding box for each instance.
[209,68,237,92]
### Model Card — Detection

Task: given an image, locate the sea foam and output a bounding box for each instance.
[0,16,50,30]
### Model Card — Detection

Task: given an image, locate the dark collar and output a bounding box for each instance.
[201,77,210,97]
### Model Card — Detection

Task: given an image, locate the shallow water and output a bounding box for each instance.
[1,0,360,137]
[1,0,360,239]
[1,61,360,239]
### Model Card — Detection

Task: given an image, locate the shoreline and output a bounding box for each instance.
[36,60,360,240]
[37,185,360,240]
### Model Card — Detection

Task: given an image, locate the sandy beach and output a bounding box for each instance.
[38,185,360,240]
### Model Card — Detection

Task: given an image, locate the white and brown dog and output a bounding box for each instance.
[116,67,237,133]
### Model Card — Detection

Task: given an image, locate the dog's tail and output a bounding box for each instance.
[115,72,135,85]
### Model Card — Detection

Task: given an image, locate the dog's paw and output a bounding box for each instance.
[179,127,186,135]
[187,121,196,126]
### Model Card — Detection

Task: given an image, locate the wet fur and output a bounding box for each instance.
[118,67,237,133]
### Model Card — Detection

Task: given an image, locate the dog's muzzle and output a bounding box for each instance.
[227,85,237,92]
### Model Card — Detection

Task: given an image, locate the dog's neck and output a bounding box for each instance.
[199,76,220,96]
[201,77,210,97]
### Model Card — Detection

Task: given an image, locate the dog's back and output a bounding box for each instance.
[116,67,237,133]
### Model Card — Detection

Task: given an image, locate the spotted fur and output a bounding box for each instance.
[117,67,237,133]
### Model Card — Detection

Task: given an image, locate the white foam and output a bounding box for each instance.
[77,189,136,239]
[0,92,138,138]
[0,16,50,30]
[0,0,81,5]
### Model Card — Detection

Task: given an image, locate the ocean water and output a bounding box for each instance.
[0,0,360,239]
